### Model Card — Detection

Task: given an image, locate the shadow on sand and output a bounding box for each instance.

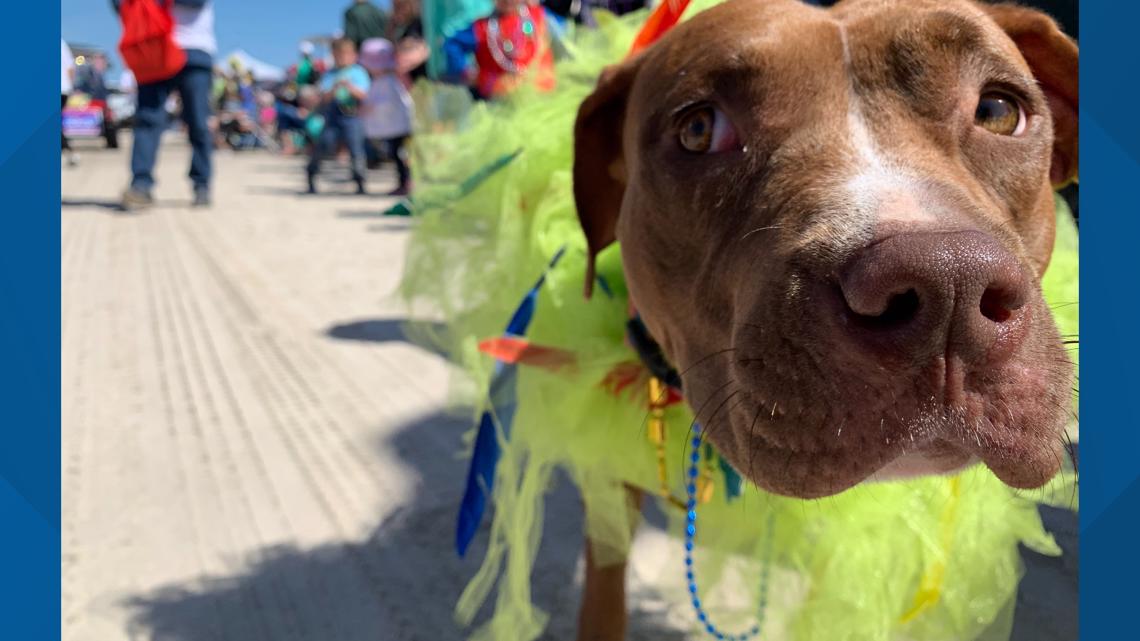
[61,198,125,212]
[325,318,447,354]
[123,410,690,641]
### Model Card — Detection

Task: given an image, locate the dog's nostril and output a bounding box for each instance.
[849,289,920,329]
[881,290,920,325]
[979,286,1021,323]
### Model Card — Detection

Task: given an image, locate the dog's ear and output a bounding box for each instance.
[573,56,643,297]
[982,3,1078,187]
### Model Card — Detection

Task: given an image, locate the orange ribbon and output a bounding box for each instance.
[628,0,693,57]
[477,336,577,371]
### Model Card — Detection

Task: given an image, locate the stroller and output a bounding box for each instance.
[63,93,121,149]
[216,80,280,152]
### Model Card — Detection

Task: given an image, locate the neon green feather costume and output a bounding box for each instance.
[398,5,1078,641]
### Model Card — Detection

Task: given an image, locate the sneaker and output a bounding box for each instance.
[355,179,367,196]
[306,175,317,195]
[66,151,80,167]
[120,187,154,212]
[386,185,410,197]
[192,187,211,208]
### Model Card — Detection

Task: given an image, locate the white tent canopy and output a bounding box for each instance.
[222,49,286,83]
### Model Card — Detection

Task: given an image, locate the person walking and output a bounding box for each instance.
[61,39,78,167]
[343,0,389,51]
[113,0,218,210]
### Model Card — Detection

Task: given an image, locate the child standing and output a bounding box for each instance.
[359,38,414,196]
[307,37,371,195]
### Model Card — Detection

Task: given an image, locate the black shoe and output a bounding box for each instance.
[192,187,211,208]
[306,176,317,194]
[120,187,154,211]
[355,179,367,196]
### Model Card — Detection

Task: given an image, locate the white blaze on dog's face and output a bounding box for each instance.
[573,0,1077,499]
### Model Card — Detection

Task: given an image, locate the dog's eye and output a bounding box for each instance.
[974,92,1025,136]
[678,106,738,153]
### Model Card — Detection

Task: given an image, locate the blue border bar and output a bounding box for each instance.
[1082,1,1140,639]
[1,3,62,637]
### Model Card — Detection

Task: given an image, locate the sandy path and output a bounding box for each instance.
[60,136,1074,641]
[61,137,538,641]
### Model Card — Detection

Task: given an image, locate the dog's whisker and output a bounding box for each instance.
[636,350,740,438]
[683,388,742,481]
[674,381,738,451]
[678,348,741,379]
[747,401,766,483]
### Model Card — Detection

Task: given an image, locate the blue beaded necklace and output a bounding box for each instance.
[685,424,776,641]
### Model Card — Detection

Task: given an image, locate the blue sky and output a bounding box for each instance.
[61,1,392,78]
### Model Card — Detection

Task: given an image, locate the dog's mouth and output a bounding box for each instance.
[708,355,1071,499]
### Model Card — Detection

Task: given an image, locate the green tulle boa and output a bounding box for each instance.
[398,6,1078,641]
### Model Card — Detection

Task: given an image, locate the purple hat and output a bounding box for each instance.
[359,38,396,73]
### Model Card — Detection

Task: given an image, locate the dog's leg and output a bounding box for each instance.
[576,486,643,641]
[577,540,630,641]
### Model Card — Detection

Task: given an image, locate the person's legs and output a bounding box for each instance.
[178,65,214,204]
[60,95,70,151]
[342,116,367,193]
[61,94,81,167]
[129,78,173,196]
[307,118,339,193]
[365,137,382,169]
[386,135,411,194]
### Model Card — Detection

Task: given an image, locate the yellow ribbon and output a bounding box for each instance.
[899,475,962,624]
[647,376,711,510]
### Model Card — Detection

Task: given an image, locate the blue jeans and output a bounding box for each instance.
[276,102,306,133]
[130,59,213,192]
[307,113,367,183]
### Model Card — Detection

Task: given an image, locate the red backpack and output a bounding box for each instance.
[118,0,186,84]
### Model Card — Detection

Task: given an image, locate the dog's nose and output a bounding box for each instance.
[837,230,1031,364]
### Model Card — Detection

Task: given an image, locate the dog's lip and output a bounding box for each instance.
[739,434,984,498]
[739,443,890,498]
[730,393,1060,497]
[953,416,1068,489]
[745,422,947,465]
[732,389,948,456]
[736,402,1064,497]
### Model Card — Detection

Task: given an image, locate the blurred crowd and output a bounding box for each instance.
[63,0,658,207]
[63,0,1077,218]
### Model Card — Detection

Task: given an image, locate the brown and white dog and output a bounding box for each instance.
[570,0,1077,638]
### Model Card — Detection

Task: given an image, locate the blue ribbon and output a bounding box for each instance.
[594,273,614,299]
[719,456,744,501]
[456,246,567,557]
